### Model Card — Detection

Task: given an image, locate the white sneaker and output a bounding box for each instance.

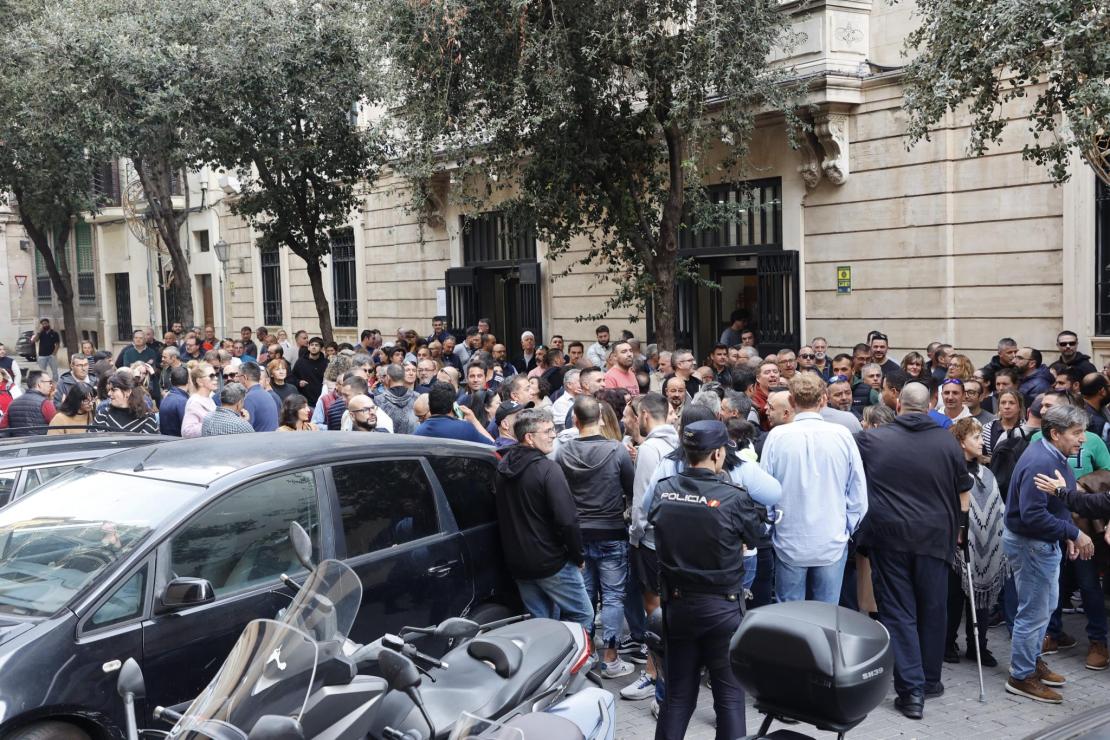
[650,699,660,719]
[620,671,656,700]
[601,658,634,679]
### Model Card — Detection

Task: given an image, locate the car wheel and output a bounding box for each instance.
[467,601,512,626]
[6,721,92,740]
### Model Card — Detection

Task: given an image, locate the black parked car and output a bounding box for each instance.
[14,331,35,363]
[0,433,514,740]
[0,433,174,507]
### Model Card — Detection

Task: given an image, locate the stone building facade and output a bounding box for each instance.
[3,0,1109,371]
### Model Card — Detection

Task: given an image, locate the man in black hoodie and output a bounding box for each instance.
[855,381,972,720]
[494,407,592,630]
[556,395,635,678]
[1057,330,1098,376]
[291,336,328,406]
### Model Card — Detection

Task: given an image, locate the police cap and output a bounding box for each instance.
[682,420,729,451]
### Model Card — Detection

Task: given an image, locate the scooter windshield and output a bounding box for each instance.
[169,619,318,740]
[280,558,363,643]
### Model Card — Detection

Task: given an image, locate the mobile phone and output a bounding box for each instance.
[453,402,464,420]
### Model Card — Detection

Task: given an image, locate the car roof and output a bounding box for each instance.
[86,432,497,487]
[0,433,174,465]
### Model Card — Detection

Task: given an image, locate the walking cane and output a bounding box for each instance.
[964,543,987,702]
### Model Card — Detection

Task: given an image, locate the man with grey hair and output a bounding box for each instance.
[739,346,761,370]
[376,363,418,434]
[55,353,97,403]
[854,381,973,719]
[671,348,701,398]
[494,406,592,630]
[1002,403,1094,704]
[551,368,581,430]
[201,383,254,436]
[690,389,721,418]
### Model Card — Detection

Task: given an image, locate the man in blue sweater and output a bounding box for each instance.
[1004,404,1095,704]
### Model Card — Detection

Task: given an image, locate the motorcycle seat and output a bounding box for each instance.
[467,636,523,678]
[368,619,577,739]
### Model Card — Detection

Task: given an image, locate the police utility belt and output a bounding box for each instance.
[662,583,741,602]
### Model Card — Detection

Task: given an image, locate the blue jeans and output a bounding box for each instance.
[515,561,594,631]
[581,540,628,647]
[1048,556,1108,643]
[742,554,758,591]
[1003,529,1061,680]
[775,548,847,604]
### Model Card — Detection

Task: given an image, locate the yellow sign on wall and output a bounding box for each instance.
[837,266,852,294]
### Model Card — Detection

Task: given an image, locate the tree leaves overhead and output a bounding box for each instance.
[902,0,1110,183]
[381,0,801,344]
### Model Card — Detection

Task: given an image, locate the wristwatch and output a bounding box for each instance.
[1055,486,1067,497]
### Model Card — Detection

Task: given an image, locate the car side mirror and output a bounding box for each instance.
[288,521,314,570]
[160,577,215,611]
[117,657,146,700]
[248,715,305,740]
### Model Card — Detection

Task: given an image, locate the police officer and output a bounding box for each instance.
[649,420,764,740]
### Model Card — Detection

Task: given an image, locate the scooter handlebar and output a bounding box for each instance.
[153,706,184,724]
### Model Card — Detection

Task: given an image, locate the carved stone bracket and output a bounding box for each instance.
[422,171,451,229]
[796,131,823,190]
[814,112,850,185]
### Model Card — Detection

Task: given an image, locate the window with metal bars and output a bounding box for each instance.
[261,248,283,325]
[114,273,133,342]
[76,223,96,304]
[331,229,358,327]
[461,211,537,266]
[92,160,121,206]
[678,178,783,255]
[34,246,51,303]
[1096,178,1110,335]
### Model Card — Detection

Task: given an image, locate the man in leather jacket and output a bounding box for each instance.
[648,420,763,740]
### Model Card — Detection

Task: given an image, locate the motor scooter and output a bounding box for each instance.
[128,522,605,740]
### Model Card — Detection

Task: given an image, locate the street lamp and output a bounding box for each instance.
[213,239,229,340]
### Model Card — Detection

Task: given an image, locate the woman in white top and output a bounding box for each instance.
[181,361,218,438]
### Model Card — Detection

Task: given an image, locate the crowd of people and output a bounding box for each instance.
[2,315,1110,736]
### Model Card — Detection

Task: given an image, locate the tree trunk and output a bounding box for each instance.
[652,121,686,350]
[133,154,194,330]
[651,253,678,350]
[17,206,79,354]
[304,258,335,343]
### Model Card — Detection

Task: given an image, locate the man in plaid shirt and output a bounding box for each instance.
[201,383,256,437]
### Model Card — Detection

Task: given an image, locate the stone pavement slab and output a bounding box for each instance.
[606,612,1103,738]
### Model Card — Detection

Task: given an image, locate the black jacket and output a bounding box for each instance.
[855,413,972,563]
[649,467,763,596]
[495,445,584,580]
[1064,351,1098,377]
[291,354,328,406]
[555,435,634,540]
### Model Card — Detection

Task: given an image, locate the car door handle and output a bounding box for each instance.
[426,560,460,577]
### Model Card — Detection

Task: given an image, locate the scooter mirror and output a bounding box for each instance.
[435,617,481,640]
[117,658,146,700]
[248,715,306,740]
[379,648,422,693]
[288,521,314,570]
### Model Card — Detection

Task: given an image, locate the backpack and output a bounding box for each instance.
[990,427,1029,502]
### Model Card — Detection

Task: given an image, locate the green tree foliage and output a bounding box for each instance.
[383,0,800,346]
[196,0,386,342]
[0,2,102,352]
[36,0,215,329]
[902,0,1110,185]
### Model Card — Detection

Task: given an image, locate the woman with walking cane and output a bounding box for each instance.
[945,418,1009,673]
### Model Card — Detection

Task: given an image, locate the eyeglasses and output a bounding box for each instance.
[1058,340,1077,347]
[941,378,963,386]
[350,407,372,414]
[224,373,238,379]
[798,354,815,359]
[207,373,219,380]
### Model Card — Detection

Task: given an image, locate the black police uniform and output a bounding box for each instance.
[648,423,764,740]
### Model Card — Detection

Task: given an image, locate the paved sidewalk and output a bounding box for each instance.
[606,613,1103,738]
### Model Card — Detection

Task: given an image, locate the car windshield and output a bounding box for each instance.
[0,468,201,617]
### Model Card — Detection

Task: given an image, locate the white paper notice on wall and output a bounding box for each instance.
[435,287,447,317]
